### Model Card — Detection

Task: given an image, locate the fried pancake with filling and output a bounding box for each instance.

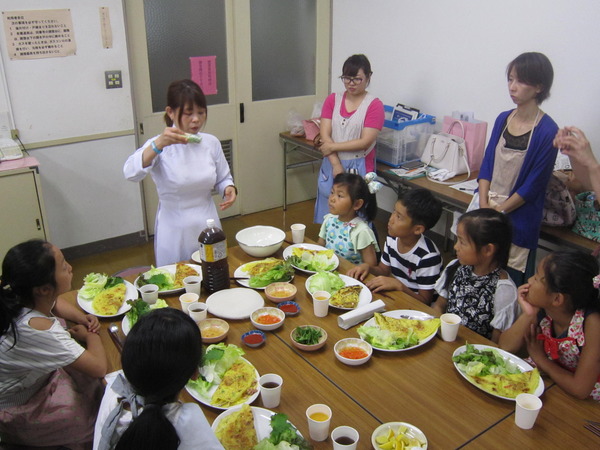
[241,258,283,277]
[211,360,258,407]
[329,285,362,308]
[92,283,126,315]
[215,404,258,450]
[174,263,198,288]
[374,313,440,341]
[469,368,540,398]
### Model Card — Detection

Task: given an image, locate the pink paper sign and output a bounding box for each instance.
[190,55,217,95]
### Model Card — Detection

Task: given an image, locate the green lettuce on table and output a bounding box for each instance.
[187,343,245,397]
[79,273,123,300]
[125,298,168,328]
[357,326,419,350]
[307,271,345,294]
[249,260,294,288]
[452,343,520,376]
[254,413,312,450]
[137,266,175,290]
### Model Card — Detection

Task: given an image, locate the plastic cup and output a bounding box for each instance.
[331,425,359,449]
[187,302,208,323]
[312,290,330,317]
[259,373,283,408]
[440,313,461,342]
[183,275,202,295]
[291,223,306,244]
[139,284,159,304]
[306,404,332,442]
[515,393,542,429]
[179,292,199,313]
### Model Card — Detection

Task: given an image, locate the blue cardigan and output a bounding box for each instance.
[478,110,558,249]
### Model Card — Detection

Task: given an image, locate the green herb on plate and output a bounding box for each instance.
[452,343,521,376]
[293,326,323,345]
[254,413,312,450]
[249,259,294,288]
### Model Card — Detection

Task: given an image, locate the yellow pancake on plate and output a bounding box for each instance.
[92,283,126,315]
[214,404,258,450]
[174,263,198,288]
[374,312,440,341]
[211,360,258,408]
[468,368,540,399]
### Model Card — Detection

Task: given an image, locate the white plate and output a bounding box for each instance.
[76,281,137,318]
[361,310,437,352]
[305,273,372,310]
[211,405,303,441]
[191,250,201,264]
[206,288,265,319]
[283,243,339,273]
[122,315,132,335]
[233,261,293,290]
[185,357,259,410]
[371,421,428,449]
[134,263,202,294]
[452,344,545,401]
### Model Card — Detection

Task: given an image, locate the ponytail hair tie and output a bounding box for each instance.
[593,274,600,290]
[364,172,382,194]
[2,284,12,292]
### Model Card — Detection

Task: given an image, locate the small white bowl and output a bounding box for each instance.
[290,325,327,351]
[371,422,428,449]
[198,318,229,344]
[236,226,286,258]
[334,338,373,366]
[250,307,285,331]
[265,282,297,303]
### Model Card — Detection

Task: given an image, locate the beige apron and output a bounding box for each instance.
[488,109,540,272]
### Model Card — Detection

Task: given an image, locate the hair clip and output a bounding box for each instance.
[2,284,11,291]
[363,172,382,194]
[593,275,600,290]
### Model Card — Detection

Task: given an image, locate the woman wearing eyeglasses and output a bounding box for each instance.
[314,54,385,224]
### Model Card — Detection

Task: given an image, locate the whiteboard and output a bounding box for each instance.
[0,0,134,145]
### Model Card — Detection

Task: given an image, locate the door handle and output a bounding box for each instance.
[36,218,42,230]
[239,103,244,123]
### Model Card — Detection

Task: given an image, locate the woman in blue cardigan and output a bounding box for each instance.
[478,52,558,285]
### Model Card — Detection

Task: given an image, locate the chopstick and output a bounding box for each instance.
[230,277,250,281]
[584,421,600,438]
[108,324,124,354]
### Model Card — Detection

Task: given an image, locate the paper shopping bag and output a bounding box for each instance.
[443,116,488,171]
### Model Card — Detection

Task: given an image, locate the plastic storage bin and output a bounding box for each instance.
[376,105,436,167]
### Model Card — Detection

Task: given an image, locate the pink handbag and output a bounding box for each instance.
[442,116,488,171]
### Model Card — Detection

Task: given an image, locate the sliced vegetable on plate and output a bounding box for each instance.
[135,263,201,293]
[122,298,169,334]
[305,272,372,310]
[77,273,137,317]
[186,343,259,409]
[283,244,339,273]
[358,311,440,351]
[452,343,543,400]
[235,258,294,289]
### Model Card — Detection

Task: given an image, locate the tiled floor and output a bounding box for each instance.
[69,200,391,286]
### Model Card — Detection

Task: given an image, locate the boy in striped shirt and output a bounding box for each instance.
[347,188,442,305]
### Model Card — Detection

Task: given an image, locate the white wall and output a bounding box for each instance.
[0,1,143,249]
[332,0,600,209]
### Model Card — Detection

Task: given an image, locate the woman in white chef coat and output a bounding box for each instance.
[124,79,237,266]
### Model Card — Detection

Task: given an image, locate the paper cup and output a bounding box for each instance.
[312,290,330,317]
[259,373,283,408]
[331,425,359,449]
[440,313,461,342]
[179,292,199,313]
[515,393,542,429]
[291,223,306,244]
[139,284,159,304]
[183,275,202,295]
[187,302,208,323]
[306,404,332,442]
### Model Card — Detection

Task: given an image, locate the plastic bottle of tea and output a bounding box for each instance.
[198,219,229,294]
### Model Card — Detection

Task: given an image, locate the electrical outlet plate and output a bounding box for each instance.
[105,70,122,89]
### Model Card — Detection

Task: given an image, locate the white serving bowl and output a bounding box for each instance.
[334,338,373,366]
[236,226,286,257]
[250,306,285,331]
[371,422,428,449]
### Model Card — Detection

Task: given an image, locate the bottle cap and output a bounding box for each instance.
[207,219,215,228]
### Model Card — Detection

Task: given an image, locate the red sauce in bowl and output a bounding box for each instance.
[339,346,368,359]
[256,314,281,325]
[279,304,298,314]
[243,333,264,345]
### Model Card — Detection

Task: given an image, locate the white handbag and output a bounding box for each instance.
[422,130,471,184]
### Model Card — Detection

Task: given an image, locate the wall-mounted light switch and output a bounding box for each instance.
[105,70,122,89]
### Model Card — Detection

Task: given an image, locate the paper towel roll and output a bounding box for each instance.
[337,299,386,330]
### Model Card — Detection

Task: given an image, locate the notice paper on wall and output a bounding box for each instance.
[2,9,76,60]
[190,55,218,95]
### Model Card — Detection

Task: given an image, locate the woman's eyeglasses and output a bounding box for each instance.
[339,76,364,85]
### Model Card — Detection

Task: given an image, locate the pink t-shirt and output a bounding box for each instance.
[321,92,384,130]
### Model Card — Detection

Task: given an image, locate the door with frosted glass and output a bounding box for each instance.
[126,0,330,233]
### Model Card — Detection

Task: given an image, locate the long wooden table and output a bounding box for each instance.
[65,236,597,449]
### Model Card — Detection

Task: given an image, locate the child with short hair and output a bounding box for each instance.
[317,172,380,267]
[94,308,223,449]
[433,209,518,342]
[348,188,442,305]
[499,250,600,401]
[0,239,106,449]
